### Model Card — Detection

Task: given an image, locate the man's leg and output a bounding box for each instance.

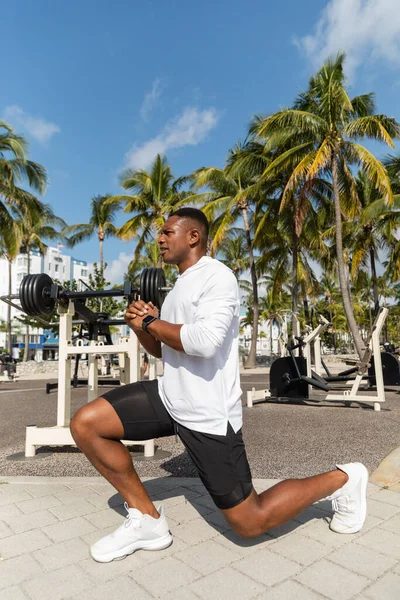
[221,468,348,538]
[70,397,158,517]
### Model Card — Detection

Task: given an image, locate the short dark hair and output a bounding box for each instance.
[169,207,209,240]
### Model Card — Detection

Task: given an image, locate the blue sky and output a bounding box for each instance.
[3,0,400,283]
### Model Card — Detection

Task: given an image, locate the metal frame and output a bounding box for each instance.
[25,299,155,457]
[246,309,388,411]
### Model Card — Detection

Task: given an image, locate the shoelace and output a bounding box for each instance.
[123,502,141,529]
[332,495,351,514]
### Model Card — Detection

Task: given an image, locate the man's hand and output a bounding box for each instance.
[125,300,159,332]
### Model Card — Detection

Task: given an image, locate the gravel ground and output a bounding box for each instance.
[1,373,400,479]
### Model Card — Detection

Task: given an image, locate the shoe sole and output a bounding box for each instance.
[90,532,173,563]
[330,465,369,534]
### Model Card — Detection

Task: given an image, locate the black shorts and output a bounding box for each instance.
[101,380,253,510]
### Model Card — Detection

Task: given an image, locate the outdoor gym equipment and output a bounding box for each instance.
[0,268,172,459]
[247,308,389,411]
[3,268,171,318]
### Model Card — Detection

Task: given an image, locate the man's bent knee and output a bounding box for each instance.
[222,491,267,539]
[70,397,124,444]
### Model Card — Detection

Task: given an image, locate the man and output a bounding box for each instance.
[70,207,368,563]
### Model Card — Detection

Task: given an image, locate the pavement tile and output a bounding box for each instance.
[22,484,70,498]
[0,490,32,507]
[356,526,400,559]
[154,486,201,504]
[365,497,400,520]
[191,493,218,511]
[0,504,24,523]
[53,487,100,505]
[173,517,222,545]
[215,529,276,557]
[7,509,59,534]
[0,586,29,599]
[235,548,301,587]
[378,512,400,535]
[83,507,123,529]
[362,571,400,599]
[255,579,326,599]
[0,521,13,539]
[328,542,397,580]
[0,554,44,591]
[175,538,242,575]
[79,554,143,584]
[162,589,201,600]
[133,535,190,563]
[21,564,94,600]
[129,555,201,596]
[369,488,400,507]
[269,533,330,566]
[293,503,331,525]
[301,518,358,548]
[16,495,62,515]
[32,537,89,571]
[189,565,265,600]
[295,559,370,600]
[85,492,123,510]
[49,499,97,521]
[43,516,97,543]
[268,519,306,538]
[68,575,152,600]
[166,499,214,524]
[0,529,52,559]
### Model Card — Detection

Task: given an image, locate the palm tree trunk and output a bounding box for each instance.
[23,247,31,362]
[242,207,258,369]
[99,238,104,272]
[7,258,12,354]
[331,153,365,358]
[369,247,380,316]
[291,226,300,342]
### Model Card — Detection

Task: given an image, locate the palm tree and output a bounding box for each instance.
[15,200,66,360]
[247,53,399,358]
[218,230,249,281]
[0,219,22,353]
[0,120,47,222]
[348,170,400,316]
[188,162,262,368]
[63,195,120,271]
[109,154,188,266]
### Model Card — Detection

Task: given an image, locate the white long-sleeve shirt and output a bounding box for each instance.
[157,256,242,435]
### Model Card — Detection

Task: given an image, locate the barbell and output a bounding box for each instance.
[18,268,171,317]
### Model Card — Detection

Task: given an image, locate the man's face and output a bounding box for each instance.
[158,216,195,264]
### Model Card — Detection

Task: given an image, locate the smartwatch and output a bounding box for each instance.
[142,315,158,332]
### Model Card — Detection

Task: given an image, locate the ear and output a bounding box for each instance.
[189,227,200,247]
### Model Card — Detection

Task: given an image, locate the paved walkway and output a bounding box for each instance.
[1,474,400,600]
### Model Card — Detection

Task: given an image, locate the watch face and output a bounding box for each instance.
[143,315,155,324]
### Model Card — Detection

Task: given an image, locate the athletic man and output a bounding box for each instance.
[70,207,368,563]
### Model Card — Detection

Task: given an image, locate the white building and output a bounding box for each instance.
[0,246,90,357]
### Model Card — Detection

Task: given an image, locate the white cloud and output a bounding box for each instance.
[125,106,220,170]
[3,105,60,144]
[296,0,400,78]
[140,78,162,122]
[105,252,132,285]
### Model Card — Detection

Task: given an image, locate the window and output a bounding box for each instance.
[54,264,59,272]
[17,257,27,267]
[16,272,27,282]
[81,269,87,277]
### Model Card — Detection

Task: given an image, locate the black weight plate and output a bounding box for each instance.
[148,268,157,306]
[155,268,166,308]
[31,274,55,315]
[140,268,149,303]
[20,274,33,315]
[269,356,309,399]
[368,352,400,386]
[26,274,38,316]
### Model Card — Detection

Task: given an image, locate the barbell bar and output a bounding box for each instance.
[16,268,171,317]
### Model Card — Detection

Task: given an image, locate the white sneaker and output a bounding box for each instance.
[90,503,173,563]
[328,463,369,534]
